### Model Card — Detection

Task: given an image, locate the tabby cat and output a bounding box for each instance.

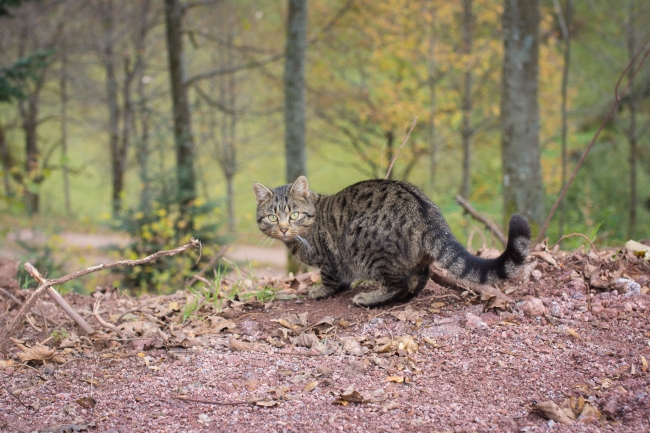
[253,176,531,307]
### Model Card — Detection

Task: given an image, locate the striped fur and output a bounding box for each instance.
[253,176,531,307]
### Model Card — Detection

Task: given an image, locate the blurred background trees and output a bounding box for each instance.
[0,0,649,262]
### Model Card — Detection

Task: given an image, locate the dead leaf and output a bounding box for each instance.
[626,240,650,260]
[336,384,366,403]
[533,400,575,425]
[291,333,321,349]
[339,318,350,328]
[390,306,425,323]
[229,338,254,352]
[83,378,101,387]
[255,400,279,407]
[381,401,400,411]
[0,359,17,369]
[208,316,236,332]
[16,343,65,364]
[303,381,319,392]
[386,376,404,383]
[312,317,335,335]
[578,402,601,422]
[75,397,97,408]
[531,251,559,267]
[422,337,439,348]
[641,355,648,372]
[567,328,583,341]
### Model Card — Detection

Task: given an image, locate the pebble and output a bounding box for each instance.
[522,298,546,317]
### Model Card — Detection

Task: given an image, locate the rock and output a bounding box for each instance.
[462,313,487,329]
[522,298,546,317]
[550,302,562,318]
[530,269,543,282]
[239,320,260,336]
[316,365,332,377]
[602,399,618,418]
[479,312,500,325]
[344,359,367,376]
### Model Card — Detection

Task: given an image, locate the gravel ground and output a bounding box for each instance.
[1,244,650,433]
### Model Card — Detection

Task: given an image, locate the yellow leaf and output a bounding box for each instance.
[567,328,582,340]
[642,356,648,372]
[386,376,404,383]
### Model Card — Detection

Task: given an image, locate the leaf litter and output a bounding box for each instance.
[1,244,650,431]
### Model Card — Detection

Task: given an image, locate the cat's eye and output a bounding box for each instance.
[268,214,278,222]
[290,212,299,220]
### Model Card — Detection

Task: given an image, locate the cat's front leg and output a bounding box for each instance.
[309,265,349,300]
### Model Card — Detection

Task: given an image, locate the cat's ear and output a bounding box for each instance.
[253,182,273,204]
[289,176,309,199]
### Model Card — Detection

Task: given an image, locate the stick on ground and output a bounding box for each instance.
[0,239,201,352]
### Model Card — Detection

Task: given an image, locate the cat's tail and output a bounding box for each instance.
[432,215,531,284]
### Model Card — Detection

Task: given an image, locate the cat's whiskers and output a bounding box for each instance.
[295,235,312,251]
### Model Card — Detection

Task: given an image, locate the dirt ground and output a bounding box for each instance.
[1,241,650,433]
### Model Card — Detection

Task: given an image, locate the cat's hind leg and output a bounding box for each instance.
[309,265,350,300]
[352,272,412,308]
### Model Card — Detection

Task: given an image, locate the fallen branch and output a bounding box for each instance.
[185,245,226,287]
[0,287,22,307]
[455,195,507,247]
[549,233,598,254]
[535,35,650,244]
[93,299,125,338]
[430,267,511,303]
[0,239,201,352]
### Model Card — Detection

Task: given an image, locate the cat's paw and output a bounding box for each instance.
[352,292,376,307]
[308,285,336,300]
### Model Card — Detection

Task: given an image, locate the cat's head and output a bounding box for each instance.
[252,176,316,242]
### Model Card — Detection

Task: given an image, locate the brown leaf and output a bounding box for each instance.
[339,318,350,328]
[533,400,575,425]
[641,355,648,373]
[75,397,97,408]
[291,333,321,349]
[229,337,254,352]
[390,306,424,323]
[386,376,404,383]
[255,400,279,407]
[16,343,65,364]
[303,381,319,392]
[208,316,236,332]
[337,384,366,403]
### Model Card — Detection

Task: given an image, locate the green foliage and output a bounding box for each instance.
[15,238,80,294]
[50,327,69,343]
[0,49,54,103]
[114,194,226,294]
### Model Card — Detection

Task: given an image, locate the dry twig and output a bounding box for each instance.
[1,239,201,351]
[385,117,418,180]
[455,195,507,247]
[536,35,650,244]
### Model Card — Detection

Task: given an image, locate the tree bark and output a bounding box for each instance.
[501,0,544,229]
[427,2,438,188]
[60,25,72,215]
[284,0,307,184]
[165,0,197,220]
[625,0,638,239]
[459,0,474,200]
[554,0,572,238]
[100,0,124,217]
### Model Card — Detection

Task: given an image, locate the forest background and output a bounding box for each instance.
[0,0,649,293]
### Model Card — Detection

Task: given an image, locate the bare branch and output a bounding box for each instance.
[455,195,507,247]
[385,117,418,180]
[535,35,650,244]
[0,239,201,351]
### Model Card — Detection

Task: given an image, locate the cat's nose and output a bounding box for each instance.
[280,227,288,234]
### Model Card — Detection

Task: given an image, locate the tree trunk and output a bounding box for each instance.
[165,0,197,221]
[284,0,307,184]
[101,0,123,217]
[0,123,12,197]
[427,2,438,188]
[284,0,308,274]
[60,26,72,215]
[555,0,572,238]
[135,0,152,214]
[19,88,41,215]
[626,0,638,239]
[459,0,474,200]
[501,0,544,229]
